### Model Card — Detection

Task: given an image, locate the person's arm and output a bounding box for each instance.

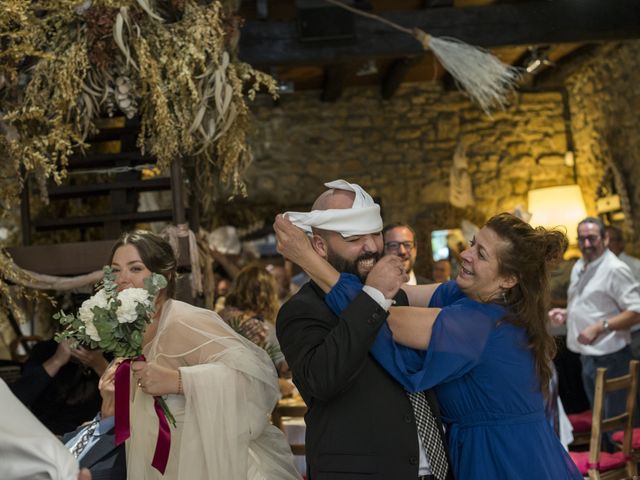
[274,214,407,299]
[70,348,108,377]
[277,289,390,401]
[578,310,640,345]
[0,380,82,480]
[10,341,72,406]
[130,360,181,396]
[402,283,442,307]
[42,340,72,378]
[578,267,640,344]
[273,214,338,292]
[387,306,442,349]
[274,214,438,304]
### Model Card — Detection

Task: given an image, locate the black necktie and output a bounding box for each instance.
[70,419,99,458]
[407,391,449,480]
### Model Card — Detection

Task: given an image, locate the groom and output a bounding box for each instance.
[276,180,451,480]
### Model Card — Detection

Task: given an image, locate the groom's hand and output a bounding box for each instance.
[365,256,408,299]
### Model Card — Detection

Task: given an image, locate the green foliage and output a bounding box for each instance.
[54,266,166,358]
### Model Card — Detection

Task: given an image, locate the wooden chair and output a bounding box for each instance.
[569,360,639,480]
[0,364,22,384]
[272,403,307,456]
[9,335,43,363]
[568,409,593,449]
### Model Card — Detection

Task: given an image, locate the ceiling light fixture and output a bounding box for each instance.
[524,46,555,74]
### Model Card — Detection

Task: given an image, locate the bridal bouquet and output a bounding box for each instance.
[54,266,175,428]
[54,266,167,357]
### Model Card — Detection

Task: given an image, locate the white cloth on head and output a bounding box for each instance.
[285,179,382,237]
[0,379,80,480]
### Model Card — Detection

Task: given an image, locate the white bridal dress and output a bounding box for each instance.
[126,299,300,479]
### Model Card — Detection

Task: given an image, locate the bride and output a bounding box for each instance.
[110,230,300,479]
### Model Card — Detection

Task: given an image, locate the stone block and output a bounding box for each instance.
[396,128,423,141]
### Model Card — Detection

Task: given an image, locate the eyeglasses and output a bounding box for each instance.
[577,235,601,244]
[385,241,415,251]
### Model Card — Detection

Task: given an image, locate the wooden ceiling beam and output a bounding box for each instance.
[381,56,425,99]
[239,0,640,66]
[321,64,349,102]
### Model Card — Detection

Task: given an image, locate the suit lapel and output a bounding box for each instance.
[79,428,117,468]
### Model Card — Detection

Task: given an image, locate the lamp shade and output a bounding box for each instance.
[528,185,587,244]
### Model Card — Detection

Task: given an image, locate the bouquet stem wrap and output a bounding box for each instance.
[115,356,172,474]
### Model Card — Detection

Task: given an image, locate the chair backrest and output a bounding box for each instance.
[0,365,22,384]
[9,335,43,363]
[588,359,639,480]
[272,402,307,456]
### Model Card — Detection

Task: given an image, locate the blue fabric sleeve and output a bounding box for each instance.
[324,274,502,393]
[429,280,466,308]
[325,272,365,315]
[371,298,504,392]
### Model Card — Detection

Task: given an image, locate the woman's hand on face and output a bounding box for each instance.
[131,360,180,396]
[273,214,312,265]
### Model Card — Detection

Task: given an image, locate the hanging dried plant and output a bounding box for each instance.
[0,0,277,325]
[1,0,276,213]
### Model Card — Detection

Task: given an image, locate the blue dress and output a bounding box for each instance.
[326,275,581,480]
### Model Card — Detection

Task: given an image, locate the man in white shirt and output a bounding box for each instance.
[383,223,430,285]
[606,226,640,361]
[550,217,640,420]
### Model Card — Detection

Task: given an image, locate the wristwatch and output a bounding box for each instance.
[603,319,612,333]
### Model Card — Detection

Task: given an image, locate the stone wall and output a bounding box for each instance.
[244,40,640,270]
[565,41,640,252]
[246,80,574,273]
[248,84,574,213]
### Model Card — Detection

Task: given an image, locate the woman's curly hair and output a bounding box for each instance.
[485,213,567,398]
[225,263,280,324]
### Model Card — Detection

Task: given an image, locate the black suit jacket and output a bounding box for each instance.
[63,423,125,480]
[277,282,451,480]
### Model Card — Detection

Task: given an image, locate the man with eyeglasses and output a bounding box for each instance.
[383,223,430,285]
[549,217,640,423]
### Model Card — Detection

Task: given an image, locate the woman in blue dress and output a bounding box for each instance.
[274,212,582,480]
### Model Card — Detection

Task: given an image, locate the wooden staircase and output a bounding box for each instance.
[8,117,196,277]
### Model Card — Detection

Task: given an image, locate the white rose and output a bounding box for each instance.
[116,288,152,323]
[78,289,110,341]
[84,317,101,342]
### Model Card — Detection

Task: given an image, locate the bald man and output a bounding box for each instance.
[276,181,450,480]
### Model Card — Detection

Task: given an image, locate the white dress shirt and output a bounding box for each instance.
[567,250,640,355]
[65,414,115,461]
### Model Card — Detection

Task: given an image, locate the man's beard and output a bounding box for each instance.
[326,250,380,283]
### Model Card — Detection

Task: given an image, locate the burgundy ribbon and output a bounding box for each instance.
[114,355,172,474]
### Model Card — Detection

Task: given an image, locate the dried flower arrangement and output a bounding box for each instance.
[0,0,277,322]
